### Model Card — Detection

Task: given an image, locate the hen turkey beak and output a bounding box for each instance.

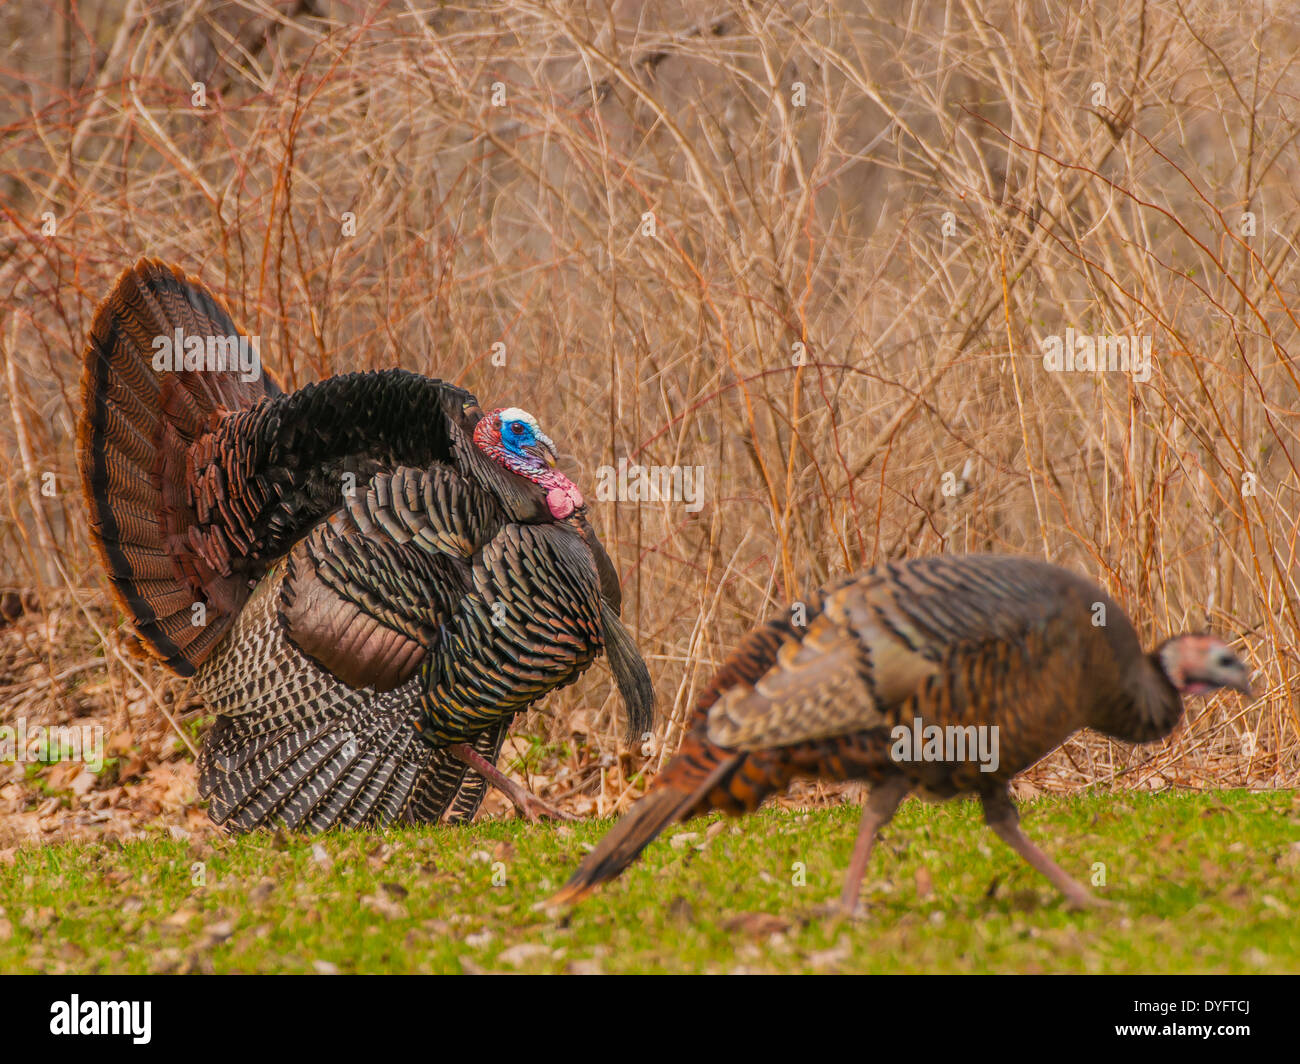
[1215,662,1255,698]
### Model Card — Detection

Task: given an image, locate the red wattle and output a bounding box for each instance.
[547,484,582,519]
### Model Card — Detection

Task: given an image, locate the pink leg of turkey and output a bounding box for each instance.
[840,775,912,914]
[982,787,1108,909]
[449,743,576,823]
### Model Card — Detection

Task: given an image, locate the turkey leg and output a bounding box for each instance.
[840,775,912,915]
[449,743,576,823]
[981,786,1107,909]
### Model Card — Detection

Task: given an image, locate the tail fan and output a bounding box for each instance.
[79,259,483,675]
[77,259,277,673]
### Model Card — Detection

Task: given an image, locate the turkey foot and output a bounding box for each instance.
[839,776,912,916]
[981,787,1109,910]
[449,743,576,823]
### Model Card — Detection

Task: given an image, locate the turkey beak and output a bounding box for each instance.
[526,434,559,470]
[1219,661,1254,698]
[1228,673,1255,698]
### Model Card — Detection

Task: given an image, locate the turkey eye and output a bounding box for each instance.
[510,423,524,434]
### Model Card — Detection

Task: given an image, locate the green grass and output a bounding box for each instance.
[1,790,1297,973]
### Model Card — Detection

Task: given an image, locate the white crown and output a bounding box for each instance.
[498,407,539,432]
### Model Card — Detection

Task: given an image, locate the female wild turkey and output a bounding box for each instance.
[551,554,1252,911]
[78,259,652,832]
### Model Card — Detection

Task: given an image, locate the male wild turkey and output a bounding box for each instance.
[78,259,652,832]
[551,554,1252,911]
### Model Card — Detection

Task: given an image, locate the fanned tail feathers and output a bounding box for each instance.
[77,259,276,673]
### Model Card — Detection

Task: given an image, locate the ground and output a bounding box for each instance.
[2,789,1296,974]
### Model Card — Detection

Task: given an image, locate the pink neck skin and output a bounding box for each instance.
[474,419,585,519]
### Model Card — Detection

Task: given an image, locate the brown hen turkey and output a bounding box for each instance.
[551,554,1252,911]
[78,260,652,833]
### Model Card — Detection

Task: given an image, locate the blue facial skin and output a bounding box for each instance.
[500,418,536,458]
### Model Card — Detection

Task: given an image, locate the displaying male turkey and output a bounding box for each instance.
[550,554,1252,912]
[78,259,652,833]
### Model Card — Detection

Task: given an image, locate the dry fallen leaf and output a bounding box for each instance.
[361,893,407,920]
[162,907,198,929]
[248,879,276,905]
[808,941,851,972]
[667,896,695,924]
[496,943,552,967]
[199,920,236,948]
[724,912,791,937]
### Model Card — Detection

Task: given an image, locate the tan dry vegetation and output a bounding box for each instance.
[0,0,1297,845]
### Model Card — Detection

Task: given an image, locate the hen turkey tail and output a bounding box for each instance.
[549,734,742,905]
[550,613,803,904]
[77,259,279,673]
[550,683,885,905]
